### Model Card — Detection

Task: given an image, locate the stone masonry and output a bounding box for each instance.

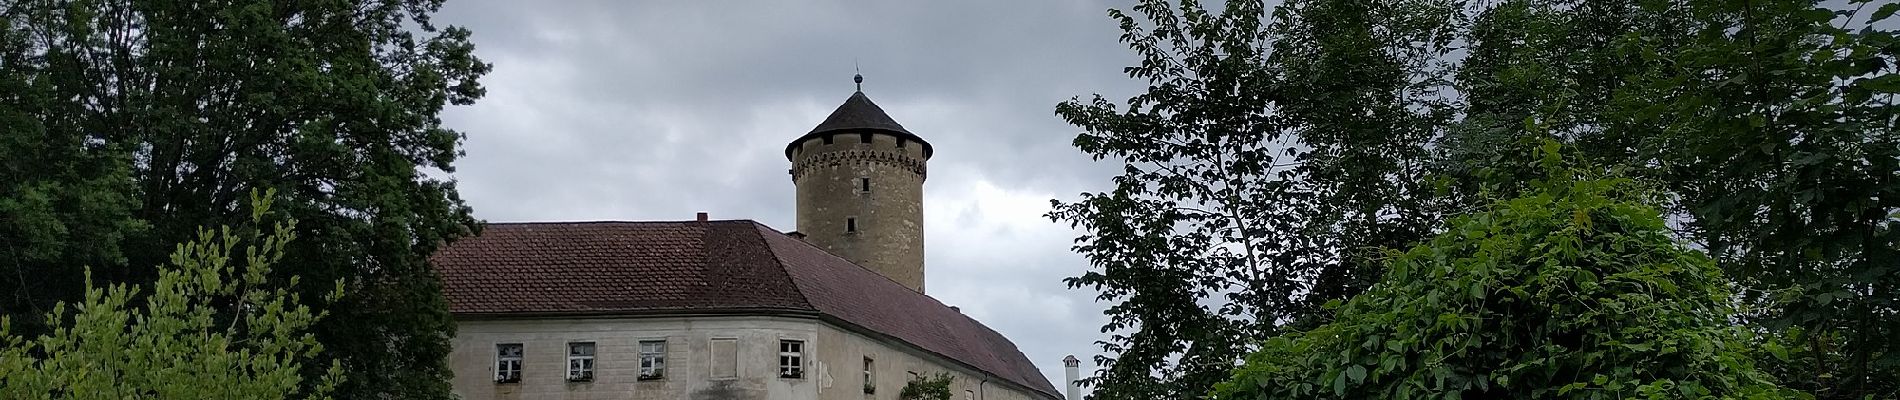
[789,131,928,292]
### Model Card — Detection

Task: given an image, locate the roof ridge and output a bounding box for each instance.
[743,222,816,310]
[753,224,1061,399]
[754,223,933,293]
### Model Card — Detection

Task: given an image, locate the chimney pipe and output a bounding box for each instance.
[696,212,708,222]
[1064,355,1081,400]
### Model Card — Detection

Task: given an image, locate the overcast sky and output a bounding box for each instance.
[433,0,1144,394]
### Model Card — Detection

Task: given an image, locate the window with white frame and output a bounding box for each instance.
[638,340,666,380]
[567,342,596,382]
[495,343,523,383]
[778,340,805,379]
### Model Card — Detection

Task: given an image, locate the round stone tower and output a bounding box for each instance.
[786,76,931,293]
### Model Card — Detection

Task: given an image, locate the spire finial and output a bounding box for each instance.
[853,60,863,92]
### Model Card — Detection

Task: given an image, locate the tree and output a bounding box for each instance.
[1432,0,1696,206]
[1606,1,1900,396]
[0,1,488,398]
[0,192,343,399]
[898,373,955,400]
[1050,0,1455,397]
[0,0,145,336]
[1440,1,1900,396]
[1211,145,1802,400]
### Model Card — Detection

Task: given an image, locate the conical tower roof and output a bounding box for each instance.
[785,89,933,159]
[810,91,911,135]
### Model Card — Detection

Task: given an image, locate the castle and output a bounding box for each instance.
[431,78,1062,400]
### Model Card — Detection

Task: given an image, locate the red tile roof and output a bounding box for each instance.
[432,220,1059,399]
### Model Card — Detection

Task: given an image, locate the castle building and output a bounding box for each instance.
[434,79,1061,400]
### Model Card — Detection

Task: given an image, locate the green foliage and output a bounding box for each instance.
[1604,1,1900,396]
[0,1,487,398]
[898,373,955,400]
[1212,147,1802,400]
[0,191,342,399]
[1444,0,1900,396]
[0,0,146,331]
[1049,0,1456,397]
[1066,0,1900,397]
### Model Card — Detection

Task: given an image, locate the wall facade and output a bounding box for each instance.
[450,315,1052,400]
[813,322,1048,400]
[789,132,928,292]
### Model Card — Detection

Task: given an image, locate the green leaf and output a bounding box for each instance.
[1873,3,1900,23]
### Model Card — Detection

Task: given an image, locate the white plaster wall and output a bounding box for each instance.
[813,323,1049,400]
[449,315,1055,400]
[451,315,822,400]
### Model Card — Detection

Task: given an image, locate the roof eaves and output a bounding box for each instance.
[451,307,823,321]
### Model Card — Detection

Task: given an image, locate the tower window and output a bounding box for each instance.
[860,133,873,143]
[823,134,834,145]
[858,177,871,193]
[897,138,907,148]
[846,217,857,233]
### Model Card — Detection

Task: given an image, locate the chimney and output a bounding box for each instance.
[696,212,709,222]
[1064,355,1081,400]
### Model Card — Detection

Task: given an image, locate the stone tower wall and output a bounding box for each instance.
[789,132,927,292]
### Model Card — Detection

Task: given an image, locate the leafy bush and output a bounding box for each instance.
[0,191,341,399]
[900,372,955,400]
[1211,145,1801,399]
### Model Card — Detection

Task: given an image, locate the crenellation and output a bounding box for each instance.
[787,147,927,181]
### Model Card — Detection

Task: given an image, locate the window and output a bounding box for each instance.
[897,138,907,148]
[710,338,738,379]
[846,217,857,233]
[863,357,876,394]
[567,342,595,382]
[495,343,523,383]
[965,389,975,400]
[860,133,873,143]
[638,340,667,380]
[778,340,805,379]
[823,134,834,145]
[858,177,871,193]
